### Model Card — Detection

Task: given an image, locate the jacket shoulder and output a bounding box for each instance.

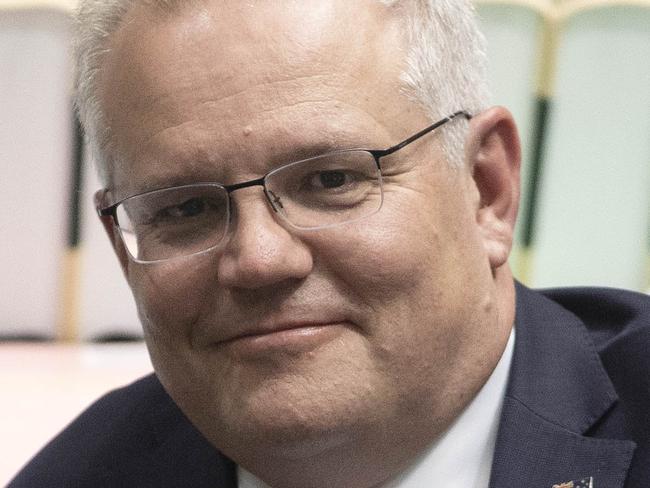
[540,287,650,387]
[8,374,231,487]
[540,287,650,363]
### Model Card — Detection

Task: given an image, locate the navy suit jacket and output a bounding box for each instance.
[9,284,650,487]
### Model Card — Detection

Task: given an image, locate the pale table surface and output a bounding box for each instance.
[0,342,153,486]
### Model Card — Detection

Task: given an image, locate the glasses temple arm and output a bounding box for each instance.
[372,110,472,159]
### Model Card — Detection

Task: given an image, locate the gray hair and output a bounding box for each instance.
[386,0,490,167]
[74,0,489,185]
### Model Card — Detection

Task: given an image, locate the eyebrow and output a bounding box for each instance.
[117,138,377,197]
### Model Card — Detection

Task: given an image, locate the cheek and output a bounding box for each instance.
[314,202,446,308]
[127,256,217,343]
[312,190,486,354]
[313,218,442,363]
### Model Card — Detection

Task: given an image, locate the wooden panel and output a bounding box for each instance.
[531,5,650,289]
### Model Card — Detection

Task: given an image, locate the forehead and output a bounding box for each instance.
[99,0,420,193]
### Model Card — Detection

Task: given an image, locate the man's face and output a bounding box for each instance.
[100,0,506,470]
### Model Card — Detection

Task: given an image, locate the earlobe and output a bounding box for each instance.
[94,189,131,276]
[466,107,521,269]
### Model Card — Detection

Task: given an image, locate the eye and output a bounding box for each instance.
[309,170,354,190]
[164,198,206,218]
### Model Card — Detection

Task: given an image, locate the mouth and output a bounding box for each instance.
[216,321,349,357]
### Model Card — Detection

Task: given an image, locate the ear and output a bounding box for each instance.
[94,189,131,276]
[465,107,521,270]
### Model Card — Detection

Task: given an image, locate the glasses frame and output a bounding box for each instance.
[97,110,471,262]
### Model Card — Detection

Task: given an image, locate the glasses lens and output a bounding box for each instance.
[115,184,229,262]
[265,150,382,229]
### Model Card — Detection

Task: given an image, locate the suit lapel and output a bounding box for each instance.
[489,284,636,488]
[489,396,635,487]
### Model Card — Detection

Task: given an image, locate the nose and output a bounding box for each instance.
[217,190,313,289]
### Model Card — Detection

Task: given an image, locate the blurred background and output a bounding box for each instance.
[1,0,649,483]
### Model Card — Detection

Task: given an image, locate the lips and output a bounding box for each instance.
[213,309,352,344]
[213,319,351,357]
[222,321,330,341]
[218,320,347,344]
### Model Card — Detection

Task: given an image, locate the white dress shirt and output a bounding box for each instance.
[238,329,515,488]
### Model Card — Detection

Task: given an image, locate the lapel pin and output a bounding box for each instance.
[552,477,593,488]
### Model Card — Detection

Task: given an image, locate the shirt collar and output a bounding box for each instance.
[239,329,515,488]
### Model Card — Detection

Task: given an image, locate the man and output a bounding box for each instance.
[10,0,649,487]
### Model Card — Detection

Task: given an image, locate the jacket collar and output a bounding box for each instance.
[489,283,636,487]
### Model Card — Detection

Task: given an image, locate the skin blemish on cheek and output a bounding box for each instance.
[243,125,254,137]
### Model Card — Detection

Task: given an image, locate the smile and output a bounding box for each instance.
[217,322,349,357]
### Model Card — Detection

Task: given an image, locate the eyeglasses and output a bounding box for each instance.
[98,111,471,263]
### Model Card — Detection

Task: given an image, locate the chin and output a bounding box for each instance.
[186,366,385,459]
[230,412,355,460]
[157,337,391,457]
